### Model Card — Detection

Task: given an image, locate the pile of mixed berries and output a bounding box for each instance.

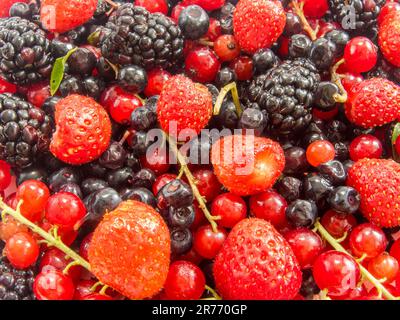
[1,0,400,301]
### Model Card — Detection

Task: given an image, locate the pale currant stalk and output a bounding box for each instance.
[203,285,222,300]
[291,0,318,41]
[330,58,348,103]
[315,220,399,300]
[163,131,221,233]
[213,82,242,117]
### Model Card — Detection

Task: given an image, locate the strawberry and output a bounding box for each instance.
[379,11,400,67]
[213,218,302,300]
[181,0,225,11]
[345,78,400,128]
[88,200,171,300]
[211,134,285,196]
[40,0,98,33]
[0,0,28,17]
[50,94,111,165]
[347,158,400,228]
[233,0,286,54]
[157,75,213,139]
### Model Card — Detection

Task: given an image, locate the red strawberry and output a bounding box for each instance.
[40,0,98,33]
[233,0,286,54]
[157,75,213,139]
[211,134,285,196]
[347,158,400,228]
[213,218,302,300]
[181,0,225,11]
[50,94,111,165]
[379,11,400,67]
[0,0,28,17]
[345,78,400,128]
[88,200,171,300]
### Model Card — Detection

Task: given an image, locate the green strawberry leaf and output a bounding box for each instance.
[50,47,78,96]
[391,122,400,162]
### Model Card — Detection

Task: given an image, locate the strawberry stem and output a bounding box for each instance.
[164,132,221,233]
[0,198,91,272]
[330,58,348,103]
[315,220,398,300]
[291,1,318,41]
[213,82,242,117]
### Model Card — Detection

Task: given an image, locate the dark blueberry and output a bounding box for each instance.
[205,84,219,105]
[324,30,350,56]
[252,48,279,74]
[276,176,302,202]
[68,48,97,76]
[48,167,81,192]
[9,2,32,19]
[97,57,116,81]
[218,3,234,35]
[314,82,340,111]
[37,152,64,172]
[59,75,84,96]
[125,152,141,171]
[178,5,210,40]
[131,168,156,190]
[17,166,47,185]
[286,199,318,228]
[83,161,108,178]
[129,131,150,156]
[289,34,312,58]
[130,106,157,131]
[283,12,302,36]
[326,120,348,143]
[239,108,267,136]
[334,141,350,162]
[215,67,237,88]
[85,187,122,225]
[83,76,105,100]
[170,228,193,256]
[328,186,360,214]
[106,167,134,189]
[81,178,109,196]
[157,179,194,209]
[317,160,346,186]
[59,183,83,198]
[187,135,212,165]
[306,119,326,134]
[300,269,320,298]
[167,205,196,228]
[302,132,327,147]
[144,95,159,113]
[118,65,147,93]
[343,160,355,174]
[284,147,308,175]
[200,260,215,287]
[215,100,239,129]
[119,187,156,207]
[67,25,90,45]
[303,174,334,208]
[309,38,336,70]
[99,141,127,170]
[50,40,77,59]
[41,96,61,122]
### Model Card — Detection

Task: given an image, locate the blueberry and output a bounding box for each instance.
[239,108,268,136]
[85,187,122,225]
[129,131,150,156]
[50,40,77,59]
[81,178,109,196]
[343,160,355,174]
[289,34,312,58]
[284,146,308,175]
[286,199,318,227]
[59,183,83,198]
[303,174,334,208]
[157,179,194,209]
[215,67,237,88]
[83,161,108,178]
[17,166,47,185]
[130,106,157,131]
[215,101,239,129]
[328,186,360,214]
[314,82,340,111]
[9,2,32,19]
[170,228,193,256]
[178,5,210,40]
[48,167,81,192]
[324,30,350,56]
[97,57,116,81]
[118,65,147,93]
[167,206,196,228]
[119,187,156,207]
[276,176,302,202]
[107,167,134,189]
[83,76,105,100]
[283,12,302,37]
[318,160,347,186]
[99,141,127,170]
[309,38,336,70]
[68,48,97,76]
[334,141,350,162]
[125,152,141,171]
[300,269,320,298]
[131,168,156,190]
[252,48,279,74]
[59,76,84,96]
[42,96,61,122]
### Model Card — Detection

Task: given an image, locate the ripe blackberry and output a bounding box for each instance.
[244,58,320,136]
[328,0,386,39]
[0,94,52,170]
[0,256,36,300]
[0,17,53,85]
[99,4,184,70]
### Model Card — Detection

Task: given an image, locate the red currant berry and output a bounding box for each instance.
[349,223,388,260]
[191,202,207,230]
[191,169,222,202]
[368,253,399,283]
[0,76,16,94]
[5,232,39,269]
[378,1,400,25]
[39,220,78,246]
[317,21,340,37]
[185,47,221,83]
[5,192,17,209]
[74,279,97,300]
[320,210,357,238]
[16,180,50,222]
[344,37,378,73]
[164,260,206,300]
[284,228,324,269]
[193,224,227,259]
[0,216,29,242]
[25,82,50,108]
[34,269,75,300]
[214,35,241,62]
[79,233,93,261]
[278,37,289,57]
[211,193,247,228]
[181,0,225,11]
[306,140,335,167]
[312,106,339,121]
[302,0,329,18]
[0,160,11,190]
[152,173,177,195]
[206,18,222,41]
[340,72,363,92]
[171,4,185,23]
[229,56,253,81]
[144,68,171,97]
[140,148,170,175]
[313,250,361,297]
[249,190,288,229]
[83,293,114,300]
[368,284,399,300]
[135,0,168,14]
[178,247,203,265]
[390,238,400,264]
[349,134,383,161]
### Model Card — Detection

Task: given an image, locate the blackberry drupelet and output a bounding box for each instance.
[0,256,36,300]
[244,58,320,136]
[0,94,52,170]
[99,4,184,70]
[0,17,53,85]
[328,0,386,39]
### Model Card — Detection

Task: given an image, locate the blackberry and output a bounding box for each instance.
[0,94,52,170]
[99,4,184,70]
[244,58,320,136]
[0,17,53,85]
[0,256,36,300]
[328,0,386,39]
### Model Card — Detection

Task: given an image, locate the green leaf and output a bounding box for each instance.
[391,123,400,162]
[50,47,78,96]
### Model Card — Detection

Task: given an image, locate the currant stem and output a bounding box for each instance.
[205,285,222,300]
[198,39,214,47]
[164,132,221,233]
[0,199,91,272]
[330,58,348,103]
[291,1,318,41]
[104,0,119,8]
[315,220,398,300]
[213,82,242,117]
